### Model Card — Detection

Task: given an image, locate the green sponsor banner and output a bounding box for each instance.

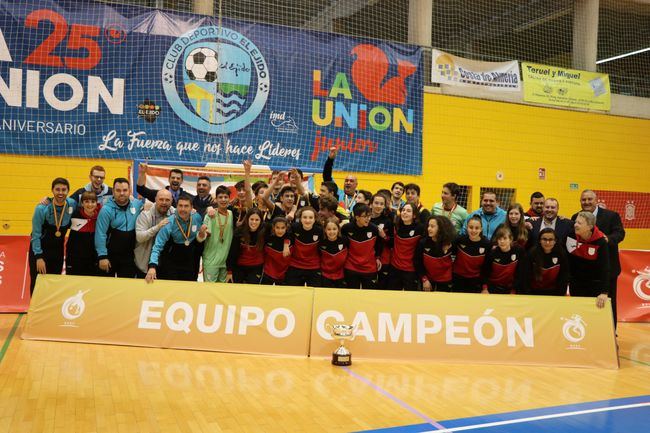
[522,62,611,111]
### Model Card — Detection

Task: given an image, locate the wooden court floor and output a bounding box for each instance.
[0,313,648,433]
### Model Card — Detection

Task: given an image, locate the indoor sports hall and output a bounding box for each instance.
[0,1,649,432]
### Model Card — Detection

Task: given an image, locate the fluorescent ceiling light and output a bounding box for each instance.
[596,47,650,64]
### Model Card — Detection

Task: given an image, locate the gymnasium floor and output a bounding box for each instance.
[0,313,648,433]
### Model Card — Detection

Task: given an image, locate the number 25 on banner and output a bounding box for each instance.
[23,9,102,70]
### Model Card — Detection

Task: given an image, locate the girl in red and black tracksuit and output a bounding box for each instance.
[452,215,492,293]
[342,203,382,289]
[483,226,528,294]
[566,212,609,299]
[388,203,423,290]
[319,217,348,288]
[228,208,265,284]
[528,227,569,296]
[66,191,101,276]
[416,215,456,292]
[370,193,394,289]
[285,206,323,286]
[261,217,293,285]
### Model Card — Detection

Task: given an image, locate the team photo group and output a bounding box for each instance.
[30,147,625,322]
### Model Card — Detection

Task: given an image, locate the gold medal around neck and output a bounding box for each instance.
[52,201,67,238]
[175,217,192,247]
[217,210,228,243]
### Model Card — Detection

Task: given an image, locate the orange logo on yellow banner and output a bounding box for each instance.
[310,289,619,369]
[23,275,313,356]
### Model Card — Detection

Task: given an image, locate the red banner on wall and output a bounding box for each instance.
[0,235,31,312]
[593,190,650,229]
[618,250,650,322]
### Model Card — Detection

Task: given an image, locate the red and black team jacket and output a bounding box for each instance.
[452,235,491,280]
[390,223,423,272]
[341,222,382,274]
[566,227,609,294]
[319,237,349,280]
[228,230,264,269]
[289,222,323,270]
[371,214,393,266]
[483,245,527,292]
[263,234,292,281]
[415,238,453,283]
[529,250,569,295]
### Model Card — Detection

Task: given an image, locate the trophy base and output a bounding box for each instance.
[332,353,352,366]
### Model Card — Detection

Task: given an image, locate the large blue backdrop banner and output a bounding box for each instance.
[0,0,423,174]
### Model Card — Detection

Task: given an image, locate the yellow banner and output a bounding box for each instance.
[310,289,618,369]
[22,275,313,356]
[23,276,619,368]
[522,62,611,111]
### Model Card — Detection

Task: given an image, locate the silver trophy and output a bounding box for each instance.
[326,323,356,366]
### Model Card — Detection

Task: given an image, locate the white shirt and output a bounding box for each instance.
[541,217,557,231]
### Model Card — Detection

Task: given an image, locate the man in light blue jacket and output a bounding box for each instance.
[461,191,506,239]
[95,178,144,278]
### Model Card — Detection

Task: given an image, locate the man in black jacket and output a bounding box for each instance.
[572,190,626,326]
[136,162,193,207]
[530,198,573,246]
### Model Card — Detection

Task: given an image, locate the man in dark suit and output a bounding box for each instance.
[530,198,573,246]
[572,190,626,326]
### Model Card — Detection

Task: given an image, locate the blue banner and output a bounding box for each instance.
[0,0,423,174]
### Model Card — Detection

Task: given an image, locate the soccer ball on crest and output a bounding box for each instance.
[185,47,218,82]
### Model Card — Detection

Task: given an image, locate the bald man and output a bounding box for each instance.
[323,147,358,211]
[134,189,174,277]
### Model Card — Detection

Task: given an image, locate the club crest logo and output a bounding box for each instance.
[162,26,270,134]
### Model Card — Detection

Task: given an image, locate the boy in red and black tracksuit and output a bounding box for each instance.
[342,204,383,289]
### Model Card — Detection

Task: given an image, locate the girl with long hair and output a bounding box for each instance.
[228,208,265,284]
